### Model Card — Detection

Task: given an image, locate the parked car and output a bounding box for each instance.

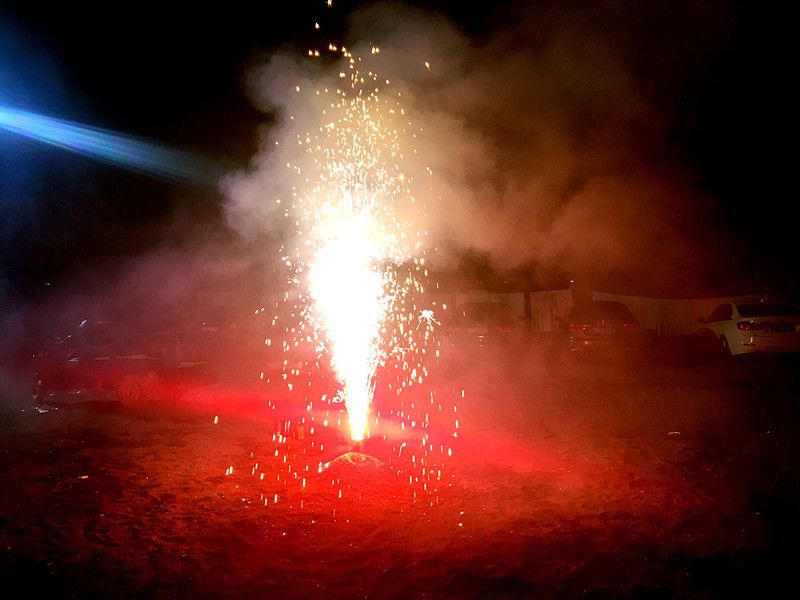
[695,302,800,356]
[443,301,523,348]
[32,320,217,406]
[564,300,641,353]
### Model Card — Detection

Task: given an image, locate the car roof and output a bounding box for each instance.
[736,303,800,317]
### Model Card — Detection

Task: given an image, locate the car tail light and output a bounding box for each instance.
[737,321,763,331]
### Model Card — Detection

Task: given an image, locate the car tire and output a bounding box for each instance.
[692,330,719,363]
[720,335,732,357]
[118,375,143,407]
[118,373,160,408]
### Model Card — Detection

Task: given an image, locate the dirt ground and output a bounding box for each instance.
[2,345,800,599]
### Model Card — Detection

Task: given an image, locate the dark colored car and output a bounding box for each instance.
[565,300,641,353]
[32,320,217,406]
[443,301,522,348]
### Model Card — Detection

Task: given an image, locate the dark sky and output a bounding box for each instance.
[0,0,795,298]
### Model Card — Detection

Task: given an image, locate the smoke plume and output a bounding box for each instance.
[224,0,735,294]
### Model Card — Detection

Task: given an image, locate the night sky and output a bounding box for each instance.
[1,0,795,299]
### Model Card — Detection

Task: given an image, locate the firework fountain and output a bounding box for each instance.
[280,42,433,443]
[222,10,458,511]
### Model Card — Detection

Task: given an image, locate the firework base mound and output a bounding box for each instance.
[313,450,412,505]
[327,451,385,468]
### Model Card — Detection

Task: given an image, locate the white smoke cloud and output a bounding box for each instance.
[224,0,734,293]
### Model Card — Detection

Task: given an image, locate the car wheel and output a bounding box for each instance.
[720,335,732,357]
[691,330,716,363]
[118,375,144,407]
[32,373,47,402]
[118,373,160,408]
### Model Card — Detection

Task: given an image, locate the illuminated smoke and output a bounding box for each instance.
[225,1,733,438]
[315,3,732,291]
[227,39,431,441]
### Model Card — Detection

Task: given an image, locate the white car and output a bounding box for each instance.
[696,302,800,356]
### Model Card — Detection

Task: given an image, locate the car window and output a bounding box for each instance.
[176,331,217,363]
[45,337,72,356]
[736,303,800,318]
[568,301,635,324]
[455,303,513,326]
[86,334,117,357]
[125,333,180,360]
[708,304,733,322]
[596,302,635,322]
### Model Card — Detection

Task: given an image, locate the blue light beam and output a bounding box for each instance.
[0,105,221,185]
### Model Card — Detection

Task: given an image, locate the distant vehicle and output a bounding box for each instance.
[32,320,217,406]
[564,300,641,353]
[695,302,800,356]
[443,301,522,348]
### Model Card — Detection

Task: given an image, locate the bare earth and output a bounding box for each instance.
[2,347,799,599]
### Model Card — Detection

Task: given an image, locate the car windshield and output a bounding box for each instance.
[736,303,800,318]
[455,302,513,326]
[569,301,635,324]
